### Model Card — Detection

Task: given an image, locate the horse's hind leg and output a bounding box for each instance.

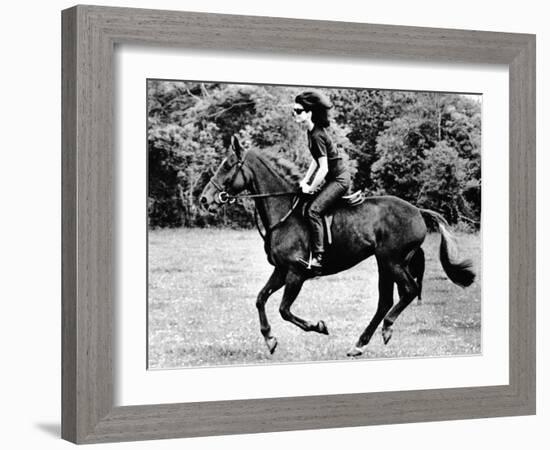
[409,247,425,304]
[278,270,329,335]
[256,267,287,354]
[347,259,394,357]
[381,262,418,344]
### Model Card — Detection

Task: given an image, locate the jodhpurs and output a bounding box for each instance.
[307,179,350,255]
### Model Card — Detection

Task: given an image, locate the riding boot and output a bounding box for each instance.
[310,252,323,270]
[297,252,323,273]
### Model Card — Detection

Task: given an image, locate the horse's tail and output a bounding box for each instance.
[420,209,475,288]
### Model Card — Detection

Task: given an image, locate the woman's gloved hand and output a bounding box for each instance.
[299,179,310,193]
[300,183,313,194]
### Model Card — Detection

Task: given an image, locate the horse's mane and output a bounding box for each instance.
[251,148,303,186]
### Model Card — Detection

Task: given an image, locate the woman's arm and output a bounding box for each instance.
[300,159,318,187]
[308,156,328,191]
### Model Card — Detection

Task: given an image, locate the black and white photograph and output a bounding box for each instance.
[147,81,482,369]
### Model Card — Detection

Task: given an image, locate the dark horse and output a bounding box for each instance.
[199,137,475,357]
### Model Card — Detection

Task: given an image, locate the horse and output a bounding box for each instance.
[199,136,475,357]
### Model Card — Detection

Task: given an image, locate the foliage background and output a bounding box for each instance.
[148,81,481,229]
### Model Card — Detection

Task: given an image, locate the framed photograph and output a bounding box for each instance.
[62,5,535,444]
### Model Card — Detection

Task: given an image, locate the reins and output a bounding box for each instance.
[227,191,298,200]
[254,195,301,240]
[207,152,301,240]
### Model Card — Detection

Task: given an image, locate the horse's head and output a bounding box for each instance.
[199,136,253,212]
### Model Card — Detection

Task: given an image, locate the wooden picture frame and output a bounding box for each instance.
[62,5,536,444]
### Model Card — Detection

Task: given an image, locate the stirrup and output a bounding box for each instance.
[297,253,322,271]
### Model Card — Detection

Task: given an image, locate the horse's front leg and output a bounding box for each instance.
[256,267,287,353]
[278,269,329,335]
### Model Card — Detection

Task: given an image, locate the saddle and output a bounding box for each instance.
[340,190,365,207]
[301,190,365,246]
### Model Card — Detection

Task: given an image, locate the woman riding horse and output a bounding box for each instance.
[199,132,475,357]
[293,91,351,272]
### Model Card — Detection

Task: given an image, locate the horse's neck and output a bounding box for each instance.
[248,155,294,230]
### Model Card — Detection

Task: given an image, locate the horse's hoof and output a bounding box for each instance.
[265,336,278,354]
[347,345,364,357]
[317,320,329,335]
[382,327,393,345]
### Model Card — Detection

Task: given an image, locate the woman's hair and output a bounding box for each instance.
[295,90,332,128]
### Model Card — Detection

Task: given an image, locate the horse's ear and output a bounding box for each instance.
[230,135,243,159]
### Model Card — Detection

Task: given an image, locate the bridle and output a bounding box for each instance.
[206,152,301,237]
[208,155,246,204]
[207,152,297,203]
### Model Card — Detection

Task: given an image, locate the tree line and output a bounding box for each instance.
[148,81,481,230]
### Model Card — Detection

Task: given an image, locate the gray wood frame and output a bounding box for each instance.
[62,5,536,444]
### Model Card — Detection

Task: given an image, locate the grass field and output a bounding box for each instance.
[148,228,481,369]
